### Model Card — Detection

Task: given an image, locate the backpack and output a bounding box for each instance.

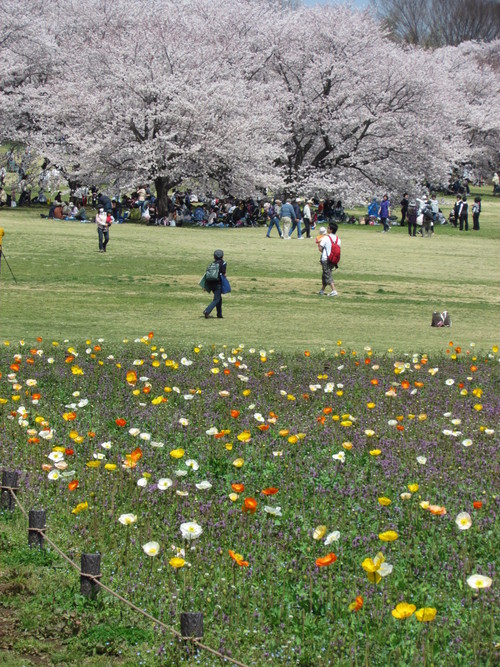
[327,234,341,266]
[205,261,220,282]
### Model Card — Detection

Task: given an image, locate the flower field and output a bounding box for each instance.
[0,336,498,666]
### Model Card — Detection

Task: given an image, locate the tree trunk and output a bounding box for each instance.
[155,176,173,217]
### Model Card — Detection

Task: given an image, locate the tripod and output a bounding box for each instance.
[0,228,18,283]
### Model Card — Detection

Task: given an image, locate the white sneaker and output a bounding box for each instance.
[327,291,338,297]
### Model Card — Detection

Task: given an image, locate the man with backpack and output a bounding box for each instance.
[203,249,227,319]
[317,222,341,297]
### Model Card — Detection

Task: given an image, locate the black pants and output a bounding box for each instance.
[459,214,468,231]
[408,221,417,236]
[303,217,311,238]
[472,213,479,230]
[205,284,223,317]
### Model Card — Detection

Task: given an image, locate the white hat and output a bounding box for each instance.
[319,226,326,234]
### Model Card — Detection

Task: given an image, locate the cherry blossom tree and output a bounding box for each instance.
[266,4,465,201]
[8,0,284,213]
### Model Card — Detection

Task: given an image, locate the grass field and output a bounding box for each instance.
[0,187,499,353]
[0,189,498,667]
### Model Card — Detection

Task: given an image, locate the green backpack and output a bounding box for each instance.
[205,261,220,282]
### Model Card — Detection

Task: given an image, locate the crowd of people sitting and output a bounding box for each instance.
[0,165,487,236]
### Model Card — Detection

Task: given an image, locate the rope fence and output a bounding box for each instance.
[0,472,250,667]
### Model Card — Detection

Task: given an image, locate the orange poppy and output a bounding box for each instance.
[32,393,41,400]
[65,448,74,456]
[229,550,249,567]
[262,487,278,496]
[10,363,20,372]
[242,497,257,514]
[130,447,143,463]
[258,424,270,431]
[316,553,337,567]
[401,380,410,389]
[126,370,137,385]
[235,361,241,368]
[87,431,96,438]
[396,425,405,431]
[304,351,310,357]
[371,379,379,385]
[365,358,371,365]
[265,370,275,377]
[414,381,424,388]
[323,407,333,415]
[455,347,461,354]
[36,336,43,342]
[269,411,278,419]
[349,596,364,612]
[28,437,40,444]
[470,365,477,372]
[429,505,446,516]
[224,369,230,375]
[148,331,154,339]
[316,416,326,425]
[115,418,127,427]
[230,410,240,418]
[473,501,483,509]
[26,358,34,365]
[65,356,74,363]
[68,480,79,491]
[214,432,225,439]
[142,386,151,394]
[231,483,245,493]
[94,345,101,352]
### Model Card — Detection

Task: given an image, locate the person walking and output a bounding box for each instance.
[472,197,481,230]
[318,222,341,297]
[407,199,417,237]
[203,249,227,319]
[280,198,296,239]
[265,202,283,238]
[458,196,469,231]
[400,193,409,226]
[379,194,391,233]
[303,200,313,238]
[95,207,110,252]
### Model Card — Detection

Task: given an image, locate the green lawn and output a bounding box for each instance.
[0,188,498,352]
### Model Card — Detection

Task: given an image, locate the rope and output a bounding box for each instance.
[4,487,250,667]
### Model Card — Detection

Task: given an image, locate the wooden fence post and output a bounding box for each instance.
[28,509,46,548]
[1,471,19,511]
[80,553,101,598]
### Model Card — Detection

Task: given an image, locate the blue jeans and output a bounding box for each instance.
[98,226,109,251]
[288,219,302,238]
[205,284,223,317]
[267,216,282,237]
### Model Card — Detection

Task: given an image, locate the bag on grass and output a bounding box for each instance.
[205,261,220,282]
[431,311,451,327]
[327,234,341,266]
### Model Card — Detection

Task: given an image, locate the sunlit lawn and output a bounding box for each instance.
[0,187,498,352]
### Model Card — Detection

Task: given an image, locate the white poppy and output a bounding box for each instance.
[195,481,212,490]
[324,531,340,545]
[142,541,160,556]
[48,451,64,462]
[180,522,203,540]
[332,452,345,463]
[416,456,427,465]
[128,428,140,437]
[264,506,282,516]
[157,478,173,490]
[119,513,137,525]
[185,459,199,471]
[137,477,148,487]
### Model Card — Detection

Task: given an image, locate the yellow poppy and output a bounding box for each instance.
[415,607,437,622]
[379,530,398,542]
[391,602,416,619]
